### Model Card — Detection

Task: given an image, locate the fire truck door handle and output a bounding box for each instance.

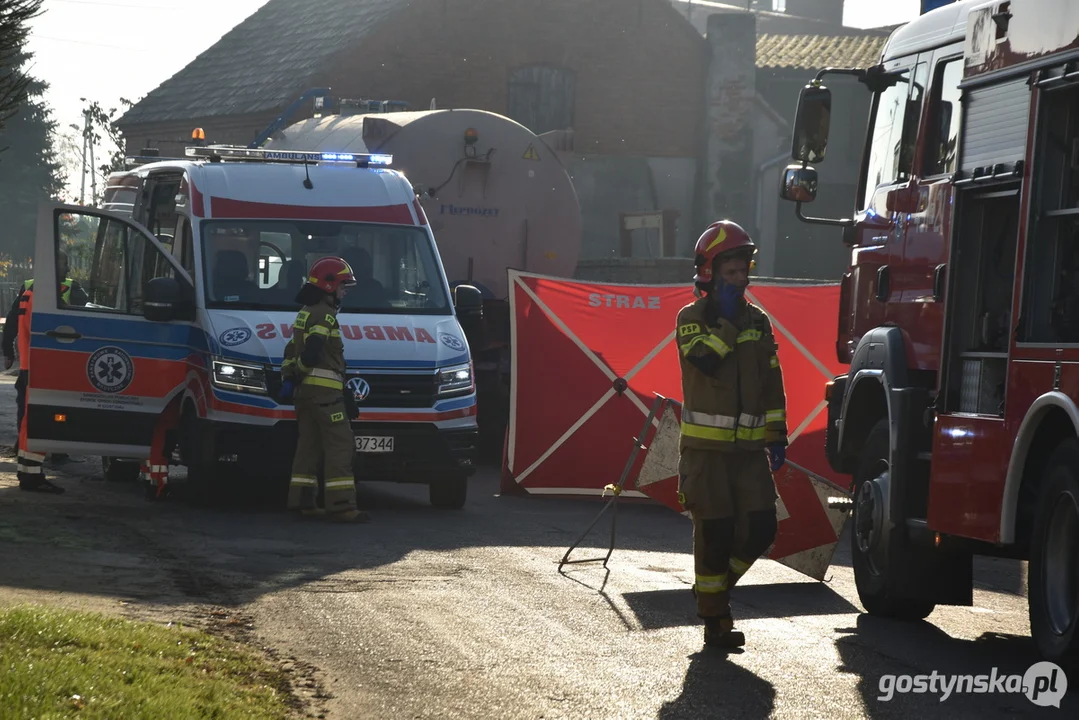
[934,264,946,301]
[876,265,890,302]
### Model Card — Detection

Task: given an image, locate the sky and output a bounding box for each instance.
[24,0,922,199]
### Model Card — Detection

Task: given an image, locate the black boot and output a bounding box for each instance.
[704,615,745,648]
[19,477,65,494]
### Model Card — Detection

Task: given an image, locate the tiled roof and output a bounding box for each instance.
[756,33,888,70]
[669,0,892,38]
[118,0,405,126]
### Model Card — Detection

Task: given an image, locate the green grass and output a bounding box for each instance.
[0,605,296,719]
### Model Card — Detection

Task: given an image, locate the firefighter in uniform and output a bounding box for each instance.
[278,256,371,523]
[2,252,87,493]
[676,220,788,648]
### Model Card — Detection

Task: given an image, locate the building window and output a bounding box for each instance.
[773,0,787,12]
[507,65,576,135]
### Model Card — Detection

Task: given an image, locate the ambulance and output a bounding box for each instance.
[28,145,482,508]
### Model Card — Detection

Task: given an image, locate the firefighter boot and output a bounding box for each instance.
[296,486,322,517]
[704,615,746,649]
[328,508,372,523]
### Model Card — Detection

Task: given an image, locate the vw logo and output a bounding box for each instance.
[347,377,370,402]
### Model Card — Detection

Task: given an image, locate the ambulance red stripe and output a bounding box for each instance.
[209,197,415,224]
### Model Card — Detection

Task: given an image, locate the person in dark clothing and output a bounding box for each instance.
[2,252,86,492]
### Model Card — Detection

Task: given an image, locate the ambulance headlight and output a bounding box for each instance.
[212,359,268,394]
[438,362,473,396]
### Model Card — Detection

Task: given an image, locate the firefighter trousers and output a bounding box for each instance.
[287,385,357,514]
[679,446,779,618]
[15,369,49,488]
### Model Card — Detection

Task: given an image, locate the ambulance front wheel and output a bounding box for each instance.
[429,472,468,510]
[851,418,935,621]
[180,411,222,505]
[102,457,141,483]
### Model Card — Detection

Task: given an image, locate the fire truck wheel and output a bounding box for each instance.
[1028,440,1079,667]
[429,472,468,510]
[851,418,935,621]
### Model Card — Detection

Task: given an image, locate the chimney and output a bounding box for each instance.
[702,11,757,226]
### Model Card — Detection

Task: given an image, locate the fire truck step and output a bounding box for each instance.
[916,451,933,462]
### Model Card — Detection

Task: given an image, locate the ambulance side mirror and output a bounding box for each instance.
[453,284,485,348]
[454,284,483,318]
[144,276,184,322]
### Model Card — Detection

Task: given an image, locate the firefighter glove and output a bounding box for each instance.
[767,444,786,473]
[717,282,742,321]
[343,388,360,420]
[278,379,295,404]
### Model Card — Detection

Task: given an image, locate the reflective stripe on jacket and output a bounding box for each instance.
[281,295,346,390]
[676,297,788,451]
[16,279,75,364]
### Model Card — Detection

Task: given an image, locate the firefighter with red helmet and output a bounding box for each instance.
[279,256,370,523]
[675,220,788,648]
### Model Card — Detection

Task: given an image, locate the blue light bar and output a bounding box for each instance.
[184,146,393,166]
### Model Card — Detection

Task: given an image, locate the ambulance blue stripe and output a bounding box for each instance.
[434,396,476,411]
[207,352,472,369]
[32,313,210,349]
[212,387,279,409]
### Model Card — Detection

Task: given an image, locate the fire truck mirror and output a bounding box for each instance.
[780,165,818,204]
[792,84,832,164]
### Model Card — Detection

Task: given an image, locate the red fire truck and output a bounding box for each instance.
[780,0,1078,666]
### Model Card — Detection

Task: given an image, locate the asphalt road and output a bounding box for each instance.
[0,372,1074,719]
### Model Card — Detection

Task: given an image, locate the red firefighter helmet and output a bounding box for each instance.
[693,220,756,284]
[306,256,357,294]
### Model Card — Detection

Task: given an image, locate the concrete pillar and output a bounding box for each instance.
[703,11,757,229]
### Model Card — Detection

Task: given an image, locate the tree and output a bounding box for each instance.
[0,0,43,134]
[0,52,64,271]
[62,98,135,205]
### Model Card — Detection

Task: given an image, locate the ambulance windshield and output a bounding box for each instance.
[200,220,451,315]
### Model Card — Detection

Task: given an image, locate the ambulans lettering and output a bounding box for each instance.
[588,293,661,310]
[384,326,414,342]
[253,323,438,343]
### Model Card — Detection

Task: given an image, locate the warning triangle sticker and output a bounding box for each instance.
[523,144,541,161]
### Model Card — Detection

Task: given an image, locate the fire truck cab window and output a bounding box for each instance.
[1021,83,1079,344]
[860,60,925,209]
[926,58,963,177]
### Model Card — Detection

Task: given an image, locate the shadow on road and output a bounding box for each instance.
[0,452,697,612]
[657,649,776,720]
[835,613,1076,717]
[620,580,860,631]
